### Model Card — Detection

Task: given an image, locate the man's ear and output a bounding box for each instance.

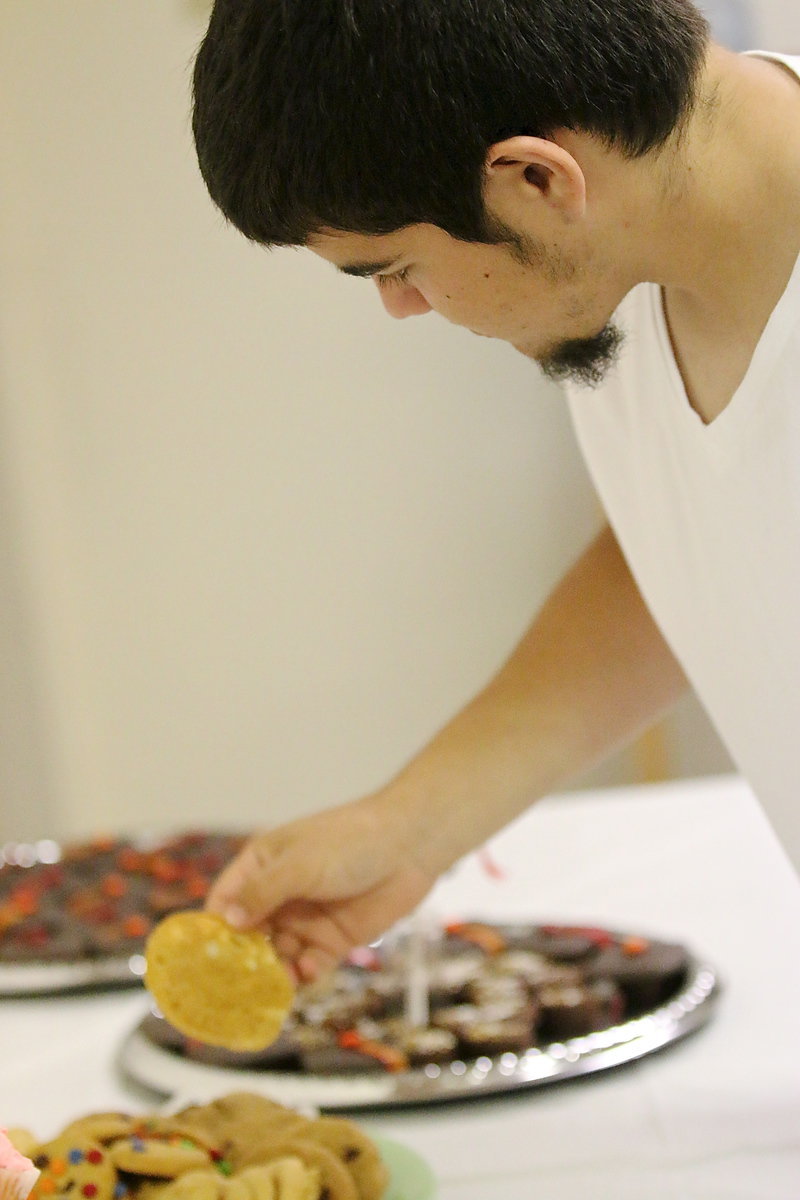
[484,135,587,224]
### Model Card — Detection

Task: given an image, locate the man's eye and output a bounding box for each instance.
[375,267,410,289]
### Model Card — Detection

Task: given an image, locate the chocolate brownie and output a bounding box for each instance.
[586,937,690,1011]
[389,1024,458,1066]
[459,1015,538,1057]
[537,978,625,1040]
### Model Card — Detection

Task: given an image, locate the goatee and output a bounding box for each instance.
[539,323,625,388]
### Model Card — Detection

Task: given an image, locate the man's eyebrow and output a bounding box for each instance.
[336,259,396,278]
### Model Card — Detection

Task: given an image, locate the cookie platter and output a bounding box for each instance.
[0,831,246,995]
[118,919,720,1111]
[19,1091,436,1200]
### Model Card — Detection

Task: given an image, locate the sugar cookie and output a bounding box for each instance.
[175,1094,306,1170]
[144,1170,224,1200]
[219,1179,249,1200]
[109,1135,212,1177]
[238,1159,321,1199]
[144,912,294,1051]
[59,1114,136,1146]
[305,1117,389,1200]
[127,1117,221,1155]
[236,1137,356,1200]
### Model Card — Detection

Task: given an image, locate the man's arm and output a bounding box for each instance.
[208,523,688,980]
[392,521,688,875]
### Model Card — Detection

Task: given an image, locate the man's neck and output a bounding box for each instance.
[621,45,800,421]
[647,45,800,321]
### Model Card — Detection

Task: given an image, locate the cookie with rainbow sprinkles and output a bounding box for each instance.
[27,1136,117,1200]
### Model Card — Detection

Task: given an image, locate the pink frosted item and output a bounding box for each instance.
[0,1130,39,1200]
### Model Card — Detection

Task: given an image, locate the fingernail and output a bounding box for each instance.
[224,904,249,928]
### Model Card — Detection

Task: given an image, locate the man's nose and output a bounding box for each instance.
[375,282,433,319]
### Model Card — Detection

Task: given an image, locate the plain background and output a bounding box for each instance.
[1,0,797,842]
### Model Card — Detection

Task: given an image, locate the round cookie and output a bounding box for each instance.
[125,1117,222,1157]
[28,1135,117,1200]
[238,1159,321,1199]
[175,1094,307,1170]
[237,1136,357,1200]
[144,911,295,1051]
[219,1179,250,1200]
[109,1135,212,1177]
[60,1114,136,1146]
[305,1117,389,1200]
[141,1170,224,1200]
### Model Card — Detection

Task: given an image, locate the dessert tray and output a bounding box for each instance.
[118,918,720,1111]
[1,831,720,1109]
[0,831,246,995]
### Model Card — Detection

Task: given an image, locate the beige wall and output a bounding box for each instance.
[750,0,800,49]
[8,0,789,843]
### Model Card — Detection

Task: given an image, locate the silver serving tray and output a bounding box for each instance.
[0,952,148,995]
[117,957,719,1111]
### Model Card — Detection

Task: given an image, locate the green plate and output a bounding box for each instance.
[374,1134,438,1200]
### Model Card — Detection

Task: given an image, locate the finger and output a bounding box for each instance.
[271,901,364,980]
[291,942,342,985]
[206,836,314,928]
[296,949,324,984]
[271,928,303,963]
[205,845,263,925]
[263,927,321,987]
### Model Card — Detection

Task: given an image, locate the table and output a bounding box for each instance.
[2,775,799,1198]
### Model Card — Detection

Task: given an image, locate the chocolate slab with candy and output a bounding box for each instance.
[0,832,246,994]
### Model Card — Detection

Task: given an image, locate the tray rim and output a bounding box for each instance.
[0,953,148,995]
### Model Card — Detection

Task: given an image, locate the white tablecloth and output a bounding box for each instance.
[2,775,799,1198]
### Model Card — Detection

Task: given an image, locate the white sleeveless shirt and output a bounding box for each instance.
[566,52,800,870]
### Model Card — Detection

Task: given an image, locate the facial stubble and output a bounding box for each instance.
[492,220,625,388]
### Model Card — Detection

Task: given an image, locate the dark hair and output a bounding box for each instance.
[192,0,709,247]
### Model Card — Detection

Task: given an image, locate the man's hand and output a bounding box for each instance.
[206,794,436,984]
[207,528,687,985]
